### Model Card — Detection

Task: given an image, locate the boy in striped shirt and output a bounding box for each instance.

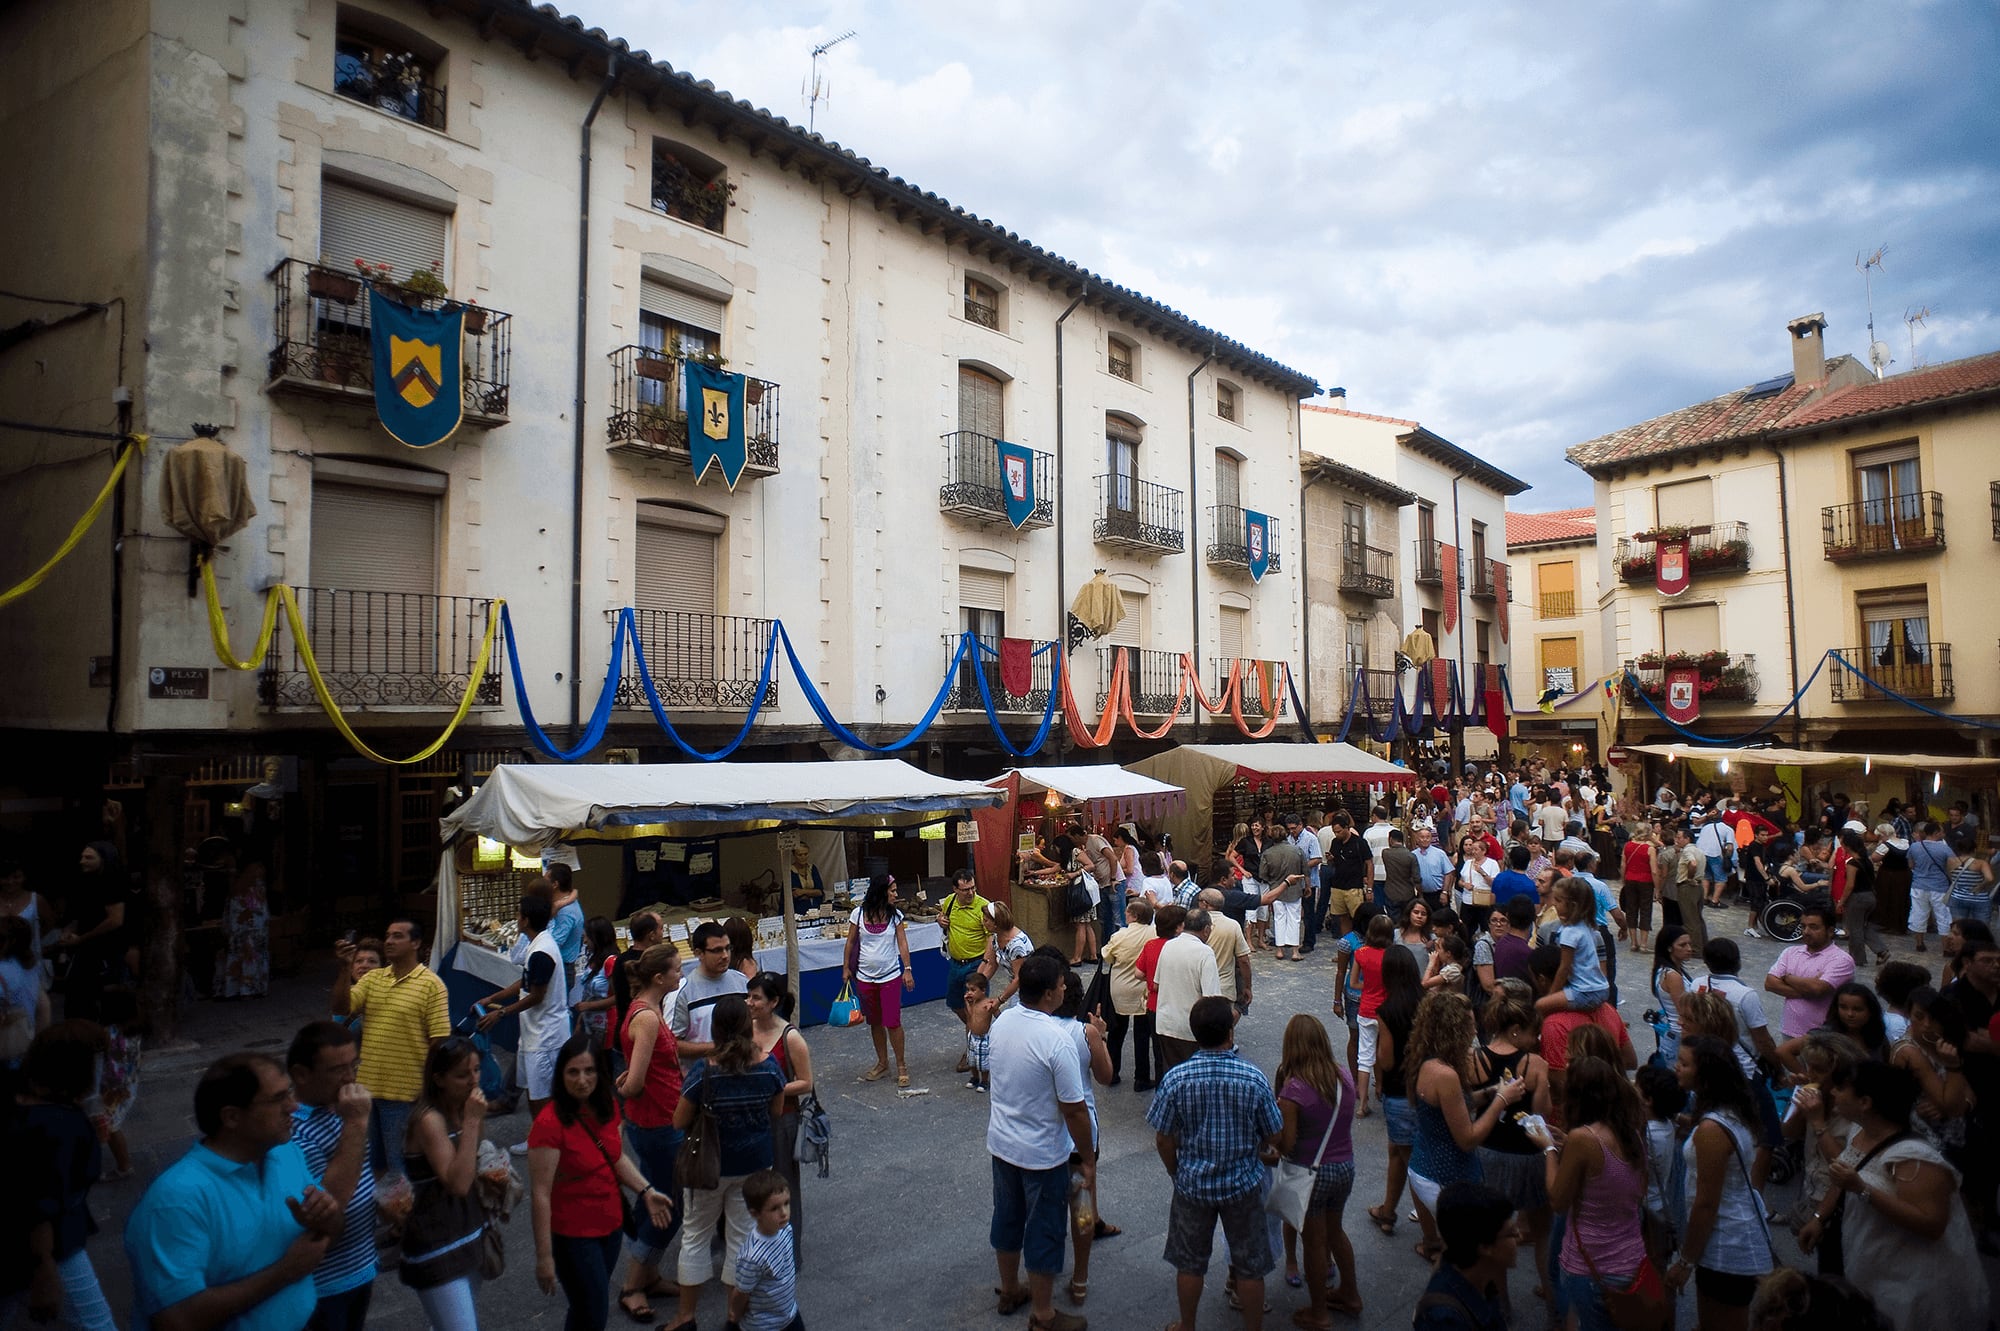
[730,1168,802,1331]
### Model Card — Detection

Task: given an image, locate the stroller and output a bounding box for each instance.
[1758,881,1832,944]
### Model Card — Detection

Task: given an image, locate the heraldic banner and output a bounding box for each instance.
[1655,534,1691,597]
[367,288,464,448]
[994,439,1037,529]
[684,360,749,489]
[1663,666,1701,725]
[1245,509,1272,582]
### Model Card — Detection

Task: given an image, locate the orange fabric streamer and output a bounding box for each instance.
[1230,661,1284,738]
[1061,646,1125,749]
[1184,654,1239,714]
[1118,663,1192,740]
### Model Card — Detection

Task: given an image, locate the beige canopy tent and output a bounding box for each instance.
[1627,743,2000,773]
[1127,742,1417,868]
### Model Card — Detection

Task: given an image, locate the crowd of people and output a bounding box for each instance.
[2,761,1997,1331]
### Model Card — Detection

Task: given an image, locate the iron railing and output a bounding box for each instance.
[1344,666,1400,717]
[1212,658,1288,715]
[1206,505,1282,572]
[606,345,780,473]
[939,431,1055,528]
[1989,481,1999,541]
[1829,642,1954,701]
[1108,352,1135,382]
[268,259,510,419]
[964,294,1001,329]
[942,635,1056,712]
[333,46,446,130]
[1094,474,1185,553]
[260,588,500,709]
[1339,542,1395,598]
[1469,557,1499,598]
[1822,493,1945,560]
[1539,591,1577,618]
[1621,654,1759,704]
[1413,538,1449,586]
[1616,521,1752,580]
[614,610,777,711]
[1099,647,1187,713]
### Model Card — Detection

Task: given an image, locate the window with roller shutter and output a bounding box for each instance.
[320,179,449,282]
[634,510,720,615]
[957,568,1009,703]
[306,479,441,676]
[632,509,727,693]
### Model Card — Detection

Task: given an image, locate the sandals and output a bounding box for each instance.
[897,1071,911,1088]
[1366,1205,1397,1236]
[1067,1278,1088,1304]
[1413,1239,1444,1263]
[616,1290,652,1322]
[859,1065,889,1082]
[1291,1312,1334,1331]
[996,1285,1031,1315]
[1091,1219,1121,1240]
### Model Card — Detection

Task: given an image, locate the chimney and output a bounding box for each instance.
[1787,313,1828,388]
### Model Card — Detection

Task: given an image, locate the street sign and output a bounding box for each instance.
[148,667,210,700]
[1607,745,1630,765]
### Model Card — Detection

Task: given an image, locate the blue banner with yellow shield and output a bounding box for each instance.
[367,288,465,449]
[684,360,749,489]
[1245,508,1272,582]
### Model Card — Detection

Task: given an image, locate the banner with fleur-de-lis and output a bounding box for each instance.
[684,360,748,489]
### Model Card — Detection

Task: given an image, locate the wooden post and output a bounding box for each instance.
[779,824,799,988]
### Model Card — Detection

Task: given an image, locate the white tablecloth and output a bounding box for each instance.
[453,921,945,985]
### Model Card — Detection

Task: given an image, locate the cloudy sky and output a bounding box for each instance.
[590,0,1998,507]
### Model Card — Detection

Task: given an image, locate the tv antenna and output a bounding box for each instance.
[1856,244,1891,377]
[804,30,856,133]
[1903,304,1933,368]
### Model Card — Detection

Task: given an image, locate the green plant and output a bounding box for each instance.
[400,261,449,300]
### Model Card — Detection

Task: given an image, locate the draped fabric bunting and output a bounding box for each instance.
[1119,659,1194,740]
[624,614,776,761]
[1,434,146,610]
[777,623,964,753]
[968,641,1061,758]
[367,289,464,448]
[1061,648,1126,749]
[1229,664,1283,739]
[1494,564,1509,642]
[502,604,627,762]
[1440,544,1459,634]
[998,636,1033,696]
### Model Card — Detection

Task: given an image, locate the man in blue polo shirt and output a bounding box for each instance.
[287,1022,377,1331]
[127,1052,343,1331]
[1411,826,1453,912]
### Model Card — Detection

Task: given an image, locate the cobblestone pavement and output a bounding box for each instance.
[79,909,1999,1330]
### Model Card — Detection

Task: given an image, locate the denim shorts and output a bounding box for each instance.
[1381,1095,1415,1147]
[990,1157,1070,1276]
[1705,855,1728,882]
[1164,1186,1272,1278]
[945,956,982,1010]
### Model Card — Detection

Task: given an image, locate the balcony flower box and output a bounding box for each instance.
[1630,525,1692,543]
[1634,649,1731,674]
[1626,666,1754,703]
[635,355,675,382]
[454,302,487,335]
[306,269,361,303]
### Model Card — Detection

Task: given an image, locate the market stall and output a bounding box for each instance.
[973,765,1186,949]
[1127,741,1418,869]
[437,760,1006,1026]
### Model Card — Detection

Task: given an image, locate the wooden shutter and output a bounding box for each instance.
[1654,478,1714,528]
[1214,453,1241,511]
[1110,592,1146,648]
[1661,603,1721,655]
[320,179,449,278]
[310,482,437,592]
[1218,606,1247,661]
[958,367,1004,438]
[634,515,719,614]
[640,277,725,336]
[958,567,1007,613]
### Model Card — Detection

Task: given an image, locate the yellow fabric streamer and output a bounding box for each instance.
[201,558,501,765]
[0,434,146,610]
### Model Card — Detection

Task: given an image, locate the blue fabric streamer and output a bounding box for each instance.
[1826,651,2000,731]
[776,623,967,752]
[622,615,779,760]
[1286,665,1320,743]
[968,637,1060,757]
[1622,652,1830,745]
[501,604,627,761]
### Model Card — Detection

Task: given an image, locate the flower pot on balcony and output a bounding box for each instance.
[635,356,675,382]
[460,306,488,335]
[306,269,361,303]
[745,379,765,405]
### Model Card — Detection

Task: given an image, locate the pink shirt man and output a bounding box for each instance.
[1766,940,1855,1038]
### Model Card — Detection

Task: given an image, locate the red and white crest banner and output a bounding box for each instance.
[1663,666,1700,724]
[1655,536,1691,597]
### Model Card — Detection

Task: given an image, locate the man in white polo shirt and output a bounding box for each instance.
[1154,906,1222,1072]
[987,955,1094,1331]
[477,893,571,1150]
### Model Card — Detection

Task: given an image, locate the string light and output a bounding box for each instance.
[1864,756,1872,775]
[1934,771,1943,794]
[1719,758,1730,774]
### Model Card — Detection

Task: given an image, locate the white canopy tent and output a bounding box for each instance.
[999,765,1186,824]
[1127,742,1418,868]
[439,760,1007,982]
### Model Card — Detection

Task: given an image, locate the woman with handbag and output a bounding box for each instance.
[664,994,786,1331]
[1272,1013,1361,1328]
[1665,1036,1774,1331]
[747,970,814,1269]
[1528,1058,1663,1331]
[612,943,684,1322]
[401,1037,492,1331]
[1453,836,1499,939]
[846,874,914,1087]
[529,1033,676,1331]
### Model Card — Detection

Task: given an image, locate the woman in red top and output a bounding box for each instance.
[1353,913,1394,1112]
[529,1032,674,1331]
[1620,827,1659,953]
[1135,903,1185,1017]
[612,943,684,1321]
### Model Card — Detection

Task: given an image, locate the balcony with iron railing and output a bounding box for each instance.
[1213,658,1289,715]
[1098,647,1189,714]
[1989,481,1999,541]
[259,588,501,710]
[1108,351,1135,382]
[941,636,1056,712]
[1344,666,1400,717]
[268,259,511,422]
[1206,506,1281,574]
[1620,652,1759,705]
[1468,557,1500,599]
[612,609,777,711]
[605,345,780,475]
[964,293,1001,329]
[1339,542,1395,599]
[333,44,446,130]
[1538,591,1577,618]
[939,432,1055,529]
[1828,643,1954,702]
[1094,475,1186,554]
[1412,538,1450,586]
[1615,521,1752,582]
[1822,493,1945,561]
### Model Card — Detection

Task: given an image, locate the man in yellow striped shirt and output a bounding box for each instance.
[940,867,991,1074]
[333,915,450,1172]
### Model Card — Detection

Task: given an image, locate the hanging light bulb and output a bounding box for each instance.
[1667,752,1676,764]
[1934,771,1943,794]
[1864,755,1872,776]
[1719,757,1730,774]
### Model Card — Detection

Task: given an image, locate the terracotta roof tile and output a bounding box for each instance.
[1776,349,2000,431]
[1302,404,1420,427]
[1507,508,1596,548]
[1565,357,1862,471]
